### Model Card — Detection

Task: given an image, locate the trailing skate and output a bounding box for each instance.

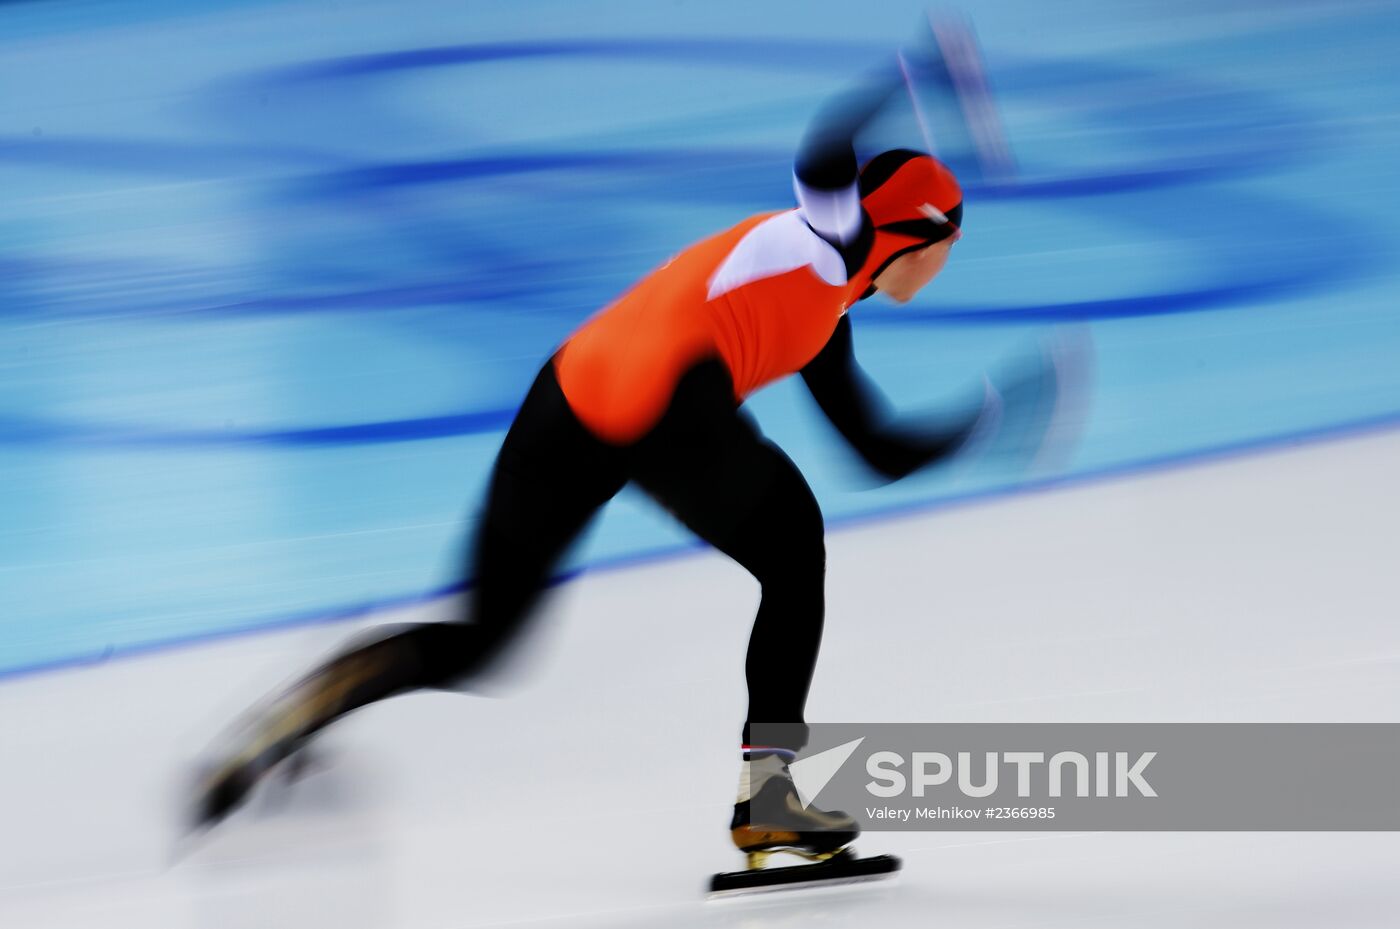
[188,635,414,834]
[709,748,900,897]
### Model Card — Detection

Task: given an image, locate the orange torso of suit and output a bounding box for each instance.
[554,209,866,444]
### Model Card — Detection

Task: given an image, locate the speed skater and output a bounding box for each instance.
[189,55,1069,894]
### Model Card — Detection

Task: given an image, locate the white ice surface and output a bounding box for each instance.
[3,429,1399,928]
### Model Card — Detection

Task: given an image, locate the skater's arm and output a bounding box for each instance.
[800,315,974,481]
[793,70,901,253]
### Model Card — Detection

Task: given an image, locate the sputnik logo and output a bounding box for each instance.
[788,737,866,810]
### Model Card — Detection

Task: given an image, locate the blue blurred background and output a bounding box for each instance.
[1,0,1396,678]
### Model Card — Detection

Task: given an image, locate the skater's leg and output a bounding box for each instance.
[624,362,857,859]
[626,361,827,753]
[413,361,629,687]
[272,360,624,716]
[193,362,624,827]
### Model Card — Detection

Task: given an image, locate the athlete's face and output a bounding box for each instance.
[873,233,959,304]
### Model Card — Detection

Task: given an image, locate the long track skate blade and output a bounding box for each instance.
[708,854,901,898]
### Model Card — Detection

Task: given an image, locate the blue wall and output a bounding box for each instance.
[1,0,1396,676]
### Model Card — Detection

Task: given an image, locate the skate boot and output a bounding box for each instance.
[730,747,858,863]
[710,747,900,896]
[189,634,419,833]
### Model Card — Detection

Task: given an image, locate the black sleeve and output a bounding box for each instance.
[792,70,902,254]
[800,316,976,481]
[794,71,900,192]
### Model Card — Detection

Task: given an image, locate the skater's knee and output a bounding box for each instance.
[739,503,824,590]
[750,531,825,593]
[775,499,826,578]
